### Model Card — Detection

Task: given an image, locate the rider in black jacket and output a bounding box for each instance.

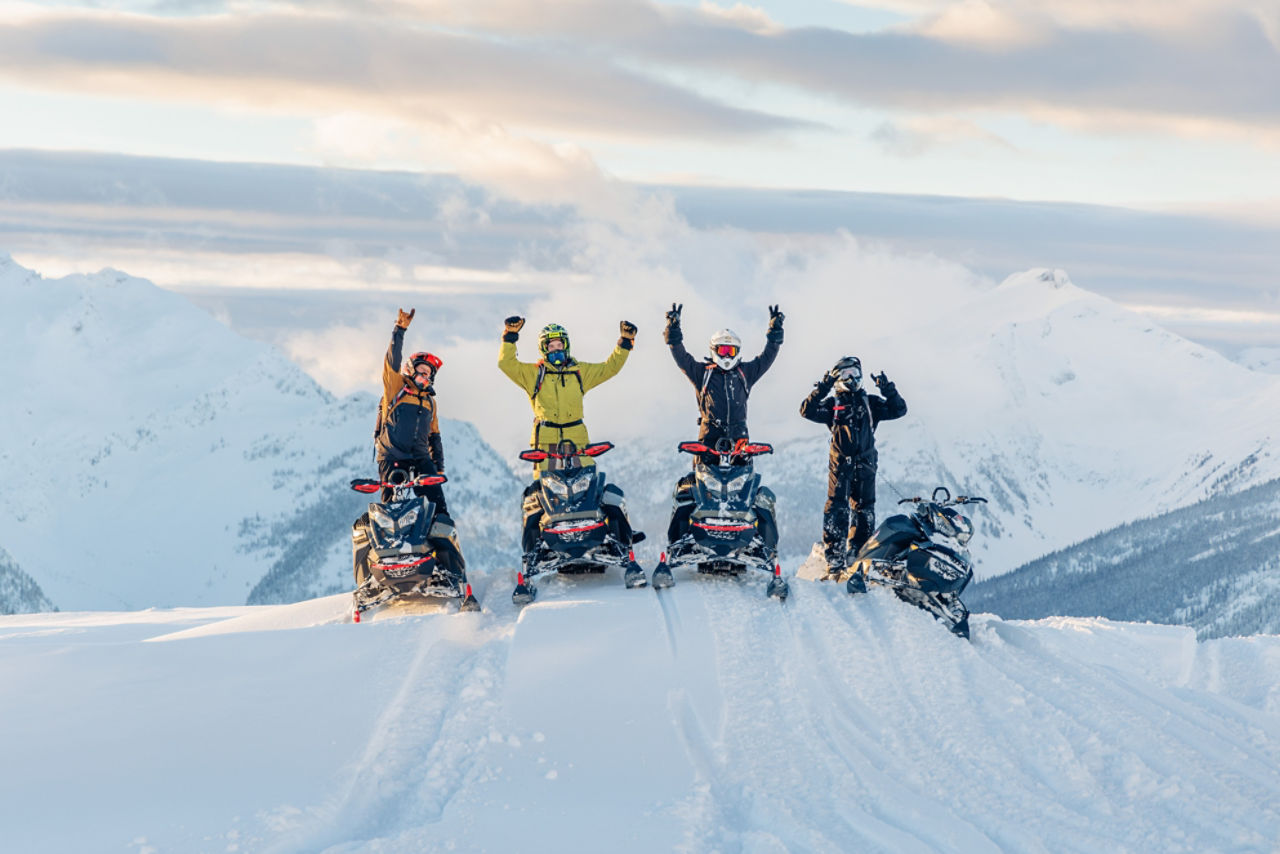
[664,303,784,546]
[800,356,907,574]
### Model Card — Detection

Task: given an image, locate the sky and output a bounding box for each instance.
[1,0,1278,210]
[1,0,1278,401]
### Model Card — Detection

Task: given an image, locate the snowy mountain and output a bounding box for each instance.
[607,267,1280,580]
[0,545,53,614]
[0,255,522,611]
[1237,346,1280,374]
[968,476,1280,639]
[2,580,1278,852]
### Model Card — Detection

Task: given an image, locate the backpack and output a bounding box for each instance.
[532,362,584,399]
[699,363,748,398]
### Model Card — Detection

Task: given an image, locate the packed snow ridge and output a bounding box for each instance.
[2,572,1278,852]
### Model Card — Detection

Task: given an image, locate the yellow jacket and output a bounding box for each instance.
[499,339,630,469]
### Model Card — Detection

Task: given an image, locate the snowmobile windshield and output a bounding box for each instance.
[928,505,959,540]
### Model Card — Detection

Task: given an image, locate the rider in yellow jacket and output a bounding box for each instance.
[498,316,639,555]
[498,317,635,465]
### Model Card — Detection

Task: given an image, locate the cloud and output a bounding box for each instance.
[869,116,1017,157]
[3,0,1277,163]
[0,8,814,142]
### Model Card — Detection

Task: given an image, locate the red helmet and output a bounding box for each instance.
[403,351,442,385]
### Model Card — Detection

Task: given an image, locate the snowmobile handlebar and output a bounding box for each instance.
[678,440,773,458]
[519,441,614,463]
[350,475,448,494]
[896,491,987,507]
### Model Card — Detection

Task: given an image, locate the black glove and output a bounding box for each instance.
[873,371,895,394]
[619,320,637,350]
[766,304,784,344]
[817,371,836,391]
[664,303,683,345]
[503,315,524,343]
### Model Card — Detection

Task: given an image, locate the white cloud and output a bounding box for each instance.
[697,2,784,35]
[870,116,1017,157]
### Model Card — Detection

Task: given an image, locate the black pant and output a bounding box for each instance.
[824,462,875,566]
[378,456,448,516]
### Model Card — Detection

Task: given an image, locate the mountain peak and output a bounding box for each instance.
[999,266,1073,291]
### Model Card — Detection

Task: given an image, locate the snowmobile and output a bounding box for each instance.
[349,470,479,621]
[650,438,788,600]
[511,440,647,605]
[840,487,986,638]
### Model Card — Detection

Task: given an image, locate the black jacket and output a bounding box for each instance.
[375,326,445,469]
[667,333,780,443]
[800,382,907,469]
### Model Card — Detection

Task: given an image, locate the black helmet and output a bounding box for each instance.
[833,356,861,392]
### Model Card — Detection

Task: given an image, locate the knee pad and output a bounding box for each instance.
[429,518,457,540]
[754,486,777,515]
[602,483,626,507]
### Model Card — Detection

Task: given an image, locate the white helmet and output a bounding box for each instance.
[709,328,743,370]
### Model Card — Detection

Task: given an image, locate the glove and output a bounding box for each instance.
[766,304,784,344]
[619,319,637,350]
[503,315,524,343]
[664,302,683,345]
[873,371,895,394]
[817,371,836,391]
[396,308,415,329]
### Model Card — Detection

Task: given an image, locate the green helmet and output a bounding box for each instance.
[539,323,571,356]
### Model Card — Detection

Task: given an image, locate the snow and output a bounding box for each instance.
[3,570,1278,853]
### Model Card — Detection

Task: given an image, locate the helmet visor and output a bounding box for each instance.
[714,344,740,359]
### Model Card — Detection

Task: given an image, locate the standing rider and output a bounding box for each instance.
[800,356,907,577]
[352,307,465,585]
[498,315,642,560]
[663,303,785,548]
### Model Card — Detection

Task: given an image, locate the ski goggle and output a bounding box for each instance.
[714,344,740,358]
[837,365,861,381]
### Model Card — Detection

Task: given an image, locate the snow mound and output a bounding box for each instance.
[2,574,1277,852]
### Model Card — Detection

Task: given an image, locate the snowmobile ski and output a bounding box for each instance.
[623,551,648,589]
[512,571,537,606]
[650,553,675,590]
[766,564,789,601]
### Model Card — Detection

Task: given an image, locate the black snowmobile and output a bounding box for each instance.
[350,470,478,621]
[841,487,986,638]
[651,438,788,600]
[512,440,646,605]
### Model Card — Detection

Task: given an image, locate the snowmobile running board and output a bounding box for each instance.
[353,582,480,622]
[512,556,651,606]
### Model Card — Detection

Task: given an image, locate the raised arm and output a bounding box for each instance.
[800,372,836,426]
[869,372,907,425]
[741,305,783,387]
[497,315,538,395]
[383,309,414,398]
[664,303,703,385]
[579,321,635,391]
